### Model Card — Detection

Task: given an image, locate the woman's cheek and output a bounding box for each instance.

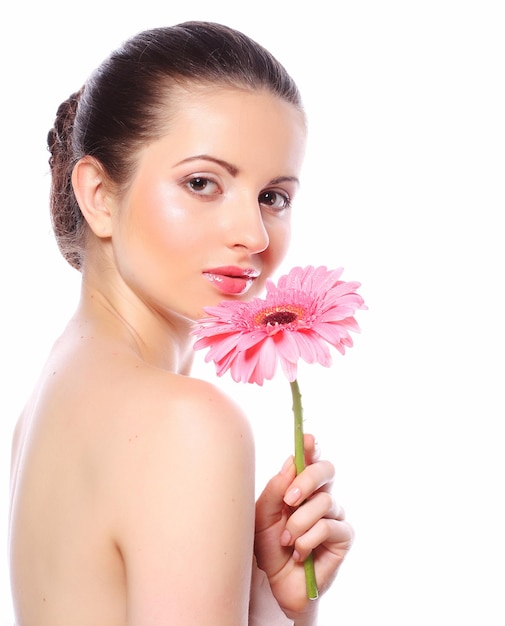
[265,216,291,268]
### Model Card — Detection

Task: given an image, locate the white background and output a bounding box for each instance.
[1,1,504,624]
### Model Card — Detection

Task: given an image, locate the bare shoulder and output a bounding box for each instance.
[109,363,254,456]
[104,364,256,623]
[95,359,256,494]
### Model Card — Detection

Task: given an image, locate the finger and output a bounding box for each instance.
[302,433,324,466]
[255,455,296,533]
[281,492,344,546]
[293,518,354,562]
[302,433,319,465]
[283,459,335,507]
[280,492,344,547]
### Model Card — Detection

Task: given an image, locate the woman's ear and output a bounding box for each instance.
[72,156,114,238]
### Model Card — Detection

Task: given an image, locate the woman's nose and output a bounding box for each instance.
[225,195,269,254]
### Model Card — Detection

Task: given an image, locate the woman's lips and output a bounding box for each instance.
[203,266,259,295]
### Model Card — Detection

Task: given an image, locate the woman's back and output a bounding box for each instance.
[10,314,256,625]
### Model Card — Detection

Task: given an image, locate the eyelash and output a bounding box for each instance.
[258,190,292,211]
[183,176,292,211]
[185,177,219,195]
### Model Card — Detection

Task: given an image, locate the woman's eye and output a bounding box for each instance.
[185,177,220,196]
[259,190,291,211]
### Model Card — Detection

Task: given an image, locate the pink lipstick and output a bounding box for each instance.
[203,266,259,296]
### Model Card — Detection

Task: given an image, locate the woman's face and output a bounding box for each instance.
[110,86,307,322]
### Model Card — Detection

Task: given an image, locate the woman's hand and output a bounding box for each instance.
[254,434,353,624]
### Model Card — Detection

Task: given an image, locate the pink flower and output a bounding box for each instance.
[192,265,366,386]
[192,265,366,599]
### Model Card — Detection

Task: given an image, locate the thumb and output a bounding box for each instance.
[255,456,296,533]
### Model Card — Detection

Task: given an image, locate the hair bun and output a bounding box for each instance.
[47,88,83,169]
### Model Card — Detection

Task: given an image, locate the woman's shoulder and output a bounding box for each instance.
[92,348,254,466]
[113,361,254,470]
[29,334,255,483]
[138,364,253,460]
[103,360,257,587]
[114,357,252,438]
[46,326,252,441]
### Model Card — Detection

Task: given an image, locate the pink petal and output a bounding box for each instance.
[278,355,298,381]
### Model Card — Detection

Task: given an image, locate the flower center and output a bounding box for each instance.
[263,311,297,325]
[255,305,304,328]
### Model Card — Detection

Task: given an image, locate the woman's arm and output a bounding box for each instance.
[111,374,256,625]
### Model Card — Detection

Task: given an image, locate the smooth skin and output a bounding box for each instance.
[10,87,353,625]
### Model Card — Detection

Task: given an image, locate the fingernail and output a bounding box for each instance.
[280,529,292,546]
[292,550,301,562]
[284,487,301,506]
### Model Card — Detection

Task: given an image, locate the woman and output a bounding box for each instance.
[9,21,353,625]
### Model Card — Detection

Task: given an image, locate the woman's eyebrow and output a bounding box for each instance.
[175,154,239,176]
[175,156,300,186]
[269,176,300,186]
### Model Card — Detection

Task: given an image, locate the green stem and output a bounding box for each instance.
[290,379,319,601]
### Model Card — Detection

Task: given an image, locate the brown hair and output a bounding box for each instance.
[46,21,303,270]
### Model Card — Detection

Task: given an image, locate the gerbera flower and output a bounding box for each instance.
[192,265,366,600]
[192,265,366,386]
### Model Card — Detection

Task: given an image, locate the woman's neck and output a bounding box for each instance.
[75,279,195,375]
